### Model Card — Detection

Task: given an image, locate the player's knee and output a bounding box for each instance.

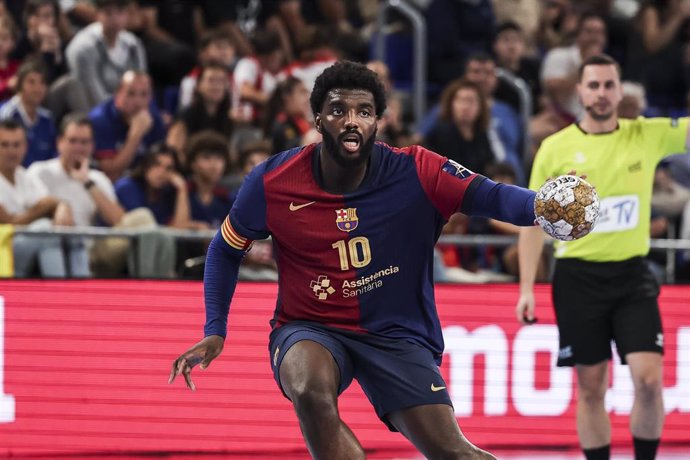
[578,383,607,406]
[289,384,338,416]
[633,373,663,401]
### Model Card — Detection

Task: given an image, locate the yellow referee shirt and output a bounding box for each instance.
[529,117,689,262]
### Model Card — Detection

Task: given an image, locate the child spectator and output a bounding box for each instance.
[0,17,19,102]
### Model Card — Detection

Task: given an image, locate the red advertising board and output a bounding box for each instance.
[0,280,688,455]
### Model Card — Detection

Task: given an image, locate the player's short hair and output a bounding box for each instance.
[58,112,93,137]
[310,60,387,118]
[16,58,48,92]
[186,130,229,169]
[0,119,25,133]
[577,54,621,81]
[198,28,234,51]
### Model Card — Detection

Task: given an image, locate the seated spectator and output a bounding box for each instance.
[0,119,87,277]
[66,0,147,107]
[423,79,503,177]
[0,17,19,102]
[178,28,237,111]
[186,131,233,230]
[89,70,166,182]
[26,114,125,276]
[232,28,285,126]
[541,13,607,121]
[490,0,540,51]
[0,59,56,167]
[12,0,67,84]
[167,62,233,166]
[366,59,417,148]
[135,0,197,89]
[492,21,541,114]
[114,143,190,228]
[281,27,338,93]
[27,114,176,279]
[226,138,272,197]
[263,76,316,153]
[177,131,233,278]
[535,0,579,52]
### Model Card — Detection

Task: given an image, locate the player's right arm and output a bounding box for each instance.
[169,164,270,390]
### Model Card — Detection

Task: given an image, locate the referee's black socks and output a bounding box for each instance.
[583,445,610,460]
[633,437,660,460]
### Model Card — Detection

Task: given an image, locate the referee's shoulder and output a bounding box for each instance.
[540,123,579,148]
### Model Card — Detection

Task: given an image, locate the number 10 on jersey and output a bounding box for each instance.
[332,237,371,271]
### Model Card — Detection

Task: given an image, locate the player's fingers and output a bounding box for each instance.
[183,366,196,391]
[168,358,183,384]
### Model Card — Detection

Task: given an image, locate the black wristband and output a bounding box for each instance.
[84,179,96,190]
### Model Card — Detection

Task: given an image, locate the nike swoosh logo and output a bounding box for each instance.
[431,384,446,392]
[289,201,316,211]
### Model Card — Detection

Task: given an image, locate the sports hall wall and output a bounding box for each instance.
[0,280,688,456]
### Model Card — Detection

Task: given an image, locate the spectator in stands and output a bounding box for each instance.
[12,0,67,83]
[178,28,237,111]
[66,0,146,107]
[463,53,525,184]
[423,79,502,177]
[186,131,233,230]
[89,70,166,182]
[490,0,540,51]
[0,59,57,167]
[0,16,19,102]
[535,0,579,51]
[60,0,98,29]
[0,119,88,277]
[177,130,234,279]
[26,114,128,276]
[135,0,197,89]
[232,28,284,125]
[627,0,690,109]
[167,62,233,166]
[281,27,338,93]
[492,21,542,114]
[425,0,496,88]
[541,12,607,121]
[263,76,316,153]
[197,0,253,57]
[366,59,417,147]
[227,138,273,196]
[114,143,191,229]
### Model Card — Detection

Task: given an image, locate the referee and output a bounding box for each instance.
[516,54,689,460]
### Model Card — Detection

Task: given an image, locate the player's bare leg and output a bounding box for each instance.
[279,340,364,460]
[626,352,664,439]
[387,404,496,459]
[576,361,611,448]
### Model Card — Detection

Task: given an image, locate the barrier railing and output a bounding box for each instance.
[11,226,690,283]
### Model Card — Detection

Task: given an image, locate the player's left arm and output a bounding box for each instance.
[411,145,536,226]
[462,177,536,226]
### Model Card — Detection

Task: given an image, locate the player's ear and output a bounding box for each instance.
[314,114,322,133]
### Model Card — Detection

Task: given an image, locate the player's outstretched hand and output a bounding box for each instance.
[515,291,537,325]
[168,335,224,391]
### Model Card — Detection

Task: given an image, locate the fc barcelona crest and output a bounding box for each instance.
[335,208,359,232]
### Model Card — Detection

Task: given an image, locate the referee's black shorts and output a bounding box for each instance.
[552,256,664,367]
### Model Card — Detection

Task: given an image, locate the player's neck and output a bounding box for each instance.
[578,115,619,134]
[318,149,368,194]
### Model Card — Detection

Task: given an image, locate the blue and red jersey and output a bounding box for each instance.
[206,142,536,360]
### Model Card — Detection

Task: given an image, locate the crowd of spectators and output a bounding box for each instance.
[1,0,689,282]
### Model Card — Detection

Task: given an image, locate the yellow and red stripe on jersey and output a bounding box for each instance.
[220,216,253,251]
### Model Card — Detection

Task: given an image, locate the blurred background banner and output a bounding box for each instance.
[0,280,688,456]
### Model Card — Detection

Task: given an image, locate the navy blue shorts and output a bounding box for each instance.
[268,321,452,431]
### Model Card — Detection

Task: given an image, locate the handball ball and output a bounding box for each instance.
[534,175,600,241]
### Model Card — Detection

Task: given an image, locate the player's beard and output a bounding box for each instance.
[322,127,377,168]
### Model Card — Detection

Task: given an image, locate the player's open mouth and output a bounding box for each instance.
[341,133,362,153]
